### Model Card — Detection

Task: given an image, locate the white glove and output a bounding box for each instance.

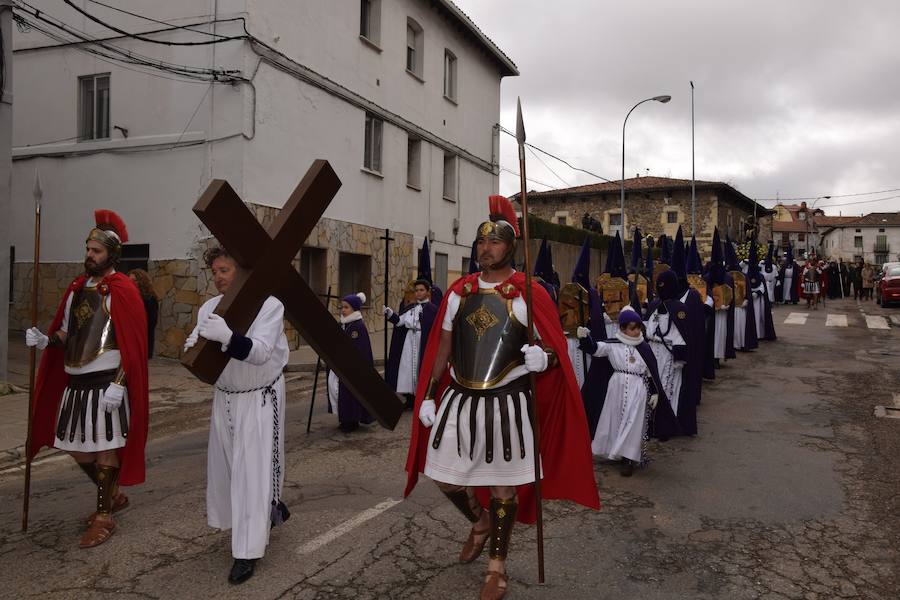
[383,305,393,318]
[183,331,199,352]
[648,394,659,409]
[25,327,49,350]
[199,313,233,346]
[521,344,549,373]
[576,326,591,339]
[740,300,748,308]
[101,382,126,413]
[419,399,436,427]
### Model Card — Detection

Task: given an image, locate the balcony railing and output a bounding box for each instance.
[874,242,890,253]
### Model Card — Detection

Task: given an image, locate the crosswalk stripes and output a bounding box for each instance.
[825,314,848,327]
[782,311,895,330]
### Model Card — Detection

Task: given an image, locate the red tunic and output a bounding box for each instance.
[404,272,600,523]
[30,272,150,486]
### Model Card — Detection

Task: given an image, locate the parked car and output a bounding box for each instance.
[876,264,900,307]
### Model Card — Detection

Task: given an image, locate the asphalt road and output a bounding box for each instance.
[2,297,898,599]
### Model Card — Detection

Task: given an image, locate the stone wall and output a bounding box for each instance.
[10,206,415,359]
[528,187,775,257]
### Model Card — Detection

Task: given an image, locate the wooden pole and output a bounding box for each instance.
[23,170,42,532]
[379,229,394,365]
[516,98,545,584]
[306,286,333,433]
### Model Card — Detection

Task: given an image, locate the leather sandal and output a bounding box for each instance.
[480,570,509,600]
[459,524,490,563]
[79,515,116,548]
[85,492,129,525]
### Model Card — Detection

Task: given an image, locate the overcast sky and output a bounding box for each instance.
[454,0,900,216]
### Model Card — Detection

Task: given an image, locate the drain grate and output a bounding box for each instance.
[874,406,900,420]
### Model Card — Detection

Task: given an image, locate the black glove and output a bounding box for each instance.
[578,334,598,355]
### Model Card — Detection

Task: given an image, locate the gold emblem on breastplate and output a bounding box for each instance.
[73,298,95,330]
[466,304,500,341]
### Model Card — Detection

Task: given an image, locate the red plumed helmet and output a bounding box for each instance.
[488,195,520,237]
[94,209,129,243]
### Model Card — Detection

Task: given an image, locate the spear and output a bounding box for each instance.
[515,98,546,583]
[22,169,42,532]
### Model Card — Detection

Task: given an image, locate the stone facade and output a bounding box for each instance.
[10,204,415,359]
[523,177,773,255]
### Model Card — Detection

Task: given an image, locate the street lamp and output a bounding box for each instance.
[808,195,831,256]
[621,95,671,247]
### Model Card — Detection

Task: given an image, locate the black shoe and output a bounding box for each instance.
[228,558,257,585]
[339,422,359,433]
[620,460,635,477]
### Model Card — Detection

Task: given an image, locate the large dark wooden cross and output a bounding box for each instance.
[181,160,402,430]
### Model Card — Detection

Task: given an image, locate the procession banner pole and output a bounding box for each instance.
[22,169,43,532]
[515,98,545,584]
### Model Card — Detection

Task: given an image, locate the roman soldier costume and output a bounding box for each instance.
[27,209,149,548]
[404,195,599,598]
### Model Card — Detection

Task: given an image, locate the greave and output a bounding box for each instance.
[436,483,483,524]
[488,497,518,560]
[95,464,120,516]
[77,461,99,485]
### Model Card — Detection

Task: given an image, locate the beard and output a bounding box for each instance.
[84,257,110,276]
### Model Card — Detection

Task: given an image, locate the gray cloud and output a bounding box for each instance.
[454,0,900,214]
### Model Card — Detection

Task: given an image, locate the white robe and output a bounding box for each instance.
[733,300,748,350]
[566,335,591,390]
[644,310,686,416]
[760,266,778,303]
[782,266,795,303]
[396,303,426,395]
[705,294,728,359]
[590,333,651,462]
[189,295,289,560]
[425,276,542,487]
[751,284,766,339]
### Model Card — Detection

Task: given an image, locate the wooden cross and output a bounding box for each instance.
[181,160,402,430]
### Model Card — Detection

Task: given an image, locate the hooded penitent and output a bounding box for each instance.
[418,238,443,307]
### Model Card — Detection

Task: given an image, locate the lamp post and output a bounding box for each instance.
[621,95,671,247]
[808,195,831,256]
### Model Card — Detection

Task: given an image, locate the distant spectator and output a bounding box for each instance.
[861,263,875,301]
[129,269,159,357]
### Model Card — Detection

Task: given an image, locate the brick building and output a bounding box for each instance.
[514,176,772,254]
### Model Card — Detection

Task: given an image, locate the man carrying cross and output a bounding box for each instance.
[404,195,599,600]
[184,246,291,584]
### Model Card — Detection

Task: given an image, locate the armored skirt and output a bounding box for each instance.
[425,376,539,487]
[54,369,130,453]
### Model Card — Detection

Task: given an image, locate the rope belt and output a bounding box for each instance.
[216,374,283,407]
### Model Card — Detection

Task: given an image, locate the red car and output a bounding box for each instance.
[877,264,900,307]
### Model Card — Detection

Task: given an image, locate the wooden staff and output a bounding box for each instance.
[306,285,334,433]
[22,170,42,532]
[515,98,545,583]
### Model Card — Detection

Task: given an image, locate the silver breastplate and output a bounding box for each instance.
[451,290,528,389]
[65,287,118,368]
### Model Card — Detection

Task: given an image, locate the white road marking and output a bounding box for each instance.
[784,312,809,325]
[296,498,403,555]
[0,451,68,476]
[825,314,848,327]
[865,315,890,330]
[890,315,900,327]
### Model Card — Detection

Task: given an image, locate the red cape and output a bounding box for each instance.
[30,272,150,486]
[404,272,600,523]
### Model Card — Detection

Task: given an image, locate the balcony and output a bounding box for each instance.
[874,241,890,253]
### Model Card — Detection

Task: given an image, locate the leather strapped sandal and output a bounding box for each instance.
[85,492,130,525]
[79,516,116,548]
[459,524,490,563]
[480,570,509,600]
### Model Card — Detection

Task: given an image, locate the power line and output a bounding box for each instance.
[85,0,231,40]
[526,145,570,187]
[499,167,556,190]
[756,186,900,202]
[498,125,613,183]
[816,194,900,209]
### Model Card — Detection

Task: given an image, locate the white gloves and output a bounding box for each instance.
[101,383,126,413]
[576,326,591,339]
[183,331,199,352]
[648,394,659,409]
[25,327,49,350]
[382,305,393,318]
[199,313,233,347]
[740,300,748,308]
[521,344,549,373]
[419,399,436,427]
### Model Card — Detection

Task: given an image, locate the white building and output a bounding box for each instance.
[819,213,900,266]
[10,0,517,356]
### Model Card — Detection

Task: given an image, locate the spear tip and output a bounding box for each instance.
[515,97,526,146]
[32,169,43,206]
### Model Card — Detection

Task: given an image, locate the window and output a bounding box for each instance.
[435,252,448,291]
[443,49,457,102]
[363,113,383,173]
[781,232,790,246]
[878,228,886,233]
[557,216,567,225]
[798,233,805,242]
[609,212,622,237]
[875,235,888,252]
[120,244,149,274]
[299,247,327,302]
[79,74,110,141]
[798,211,806,221]
[359,0,381,45]
[407,137,421,189]
[442,152,457,201]
[667,211,678,224]
[406,19,423,78]
[855,228,861,233]
[338,252,372,304]
[854,236,863,248]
